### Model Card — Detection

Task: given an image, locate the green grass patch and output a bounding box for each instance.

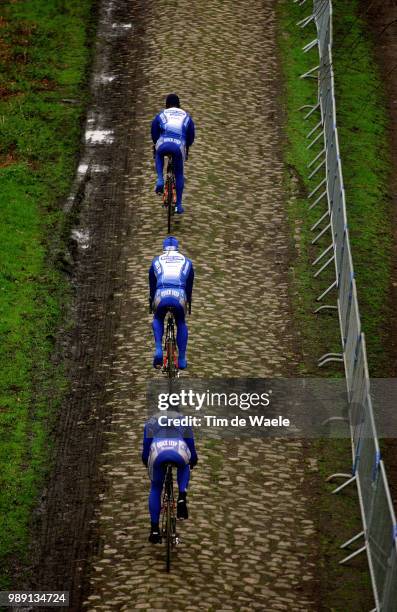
[0,0,95,589]
[277,0,392,608]
[277,0,391,376]
[311,439,373,610]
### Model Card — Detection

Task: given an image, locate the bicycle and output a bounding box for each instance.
[161,462,179,572]
[161,301,191,377]
[162,308,179,378]
[163,157,177,234]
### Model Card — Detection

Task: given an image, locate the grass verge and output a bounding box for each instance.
[277,0,392,608]
[0,0,94,589]
[278,0,391,376]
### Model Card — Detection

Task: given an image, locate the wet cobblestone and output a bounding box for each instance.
[76,0,319,610]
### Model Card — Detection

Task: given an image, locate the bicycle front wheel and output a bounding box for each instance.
[166,498,172,572]
[167,336,175,379]
[167,177,173,234]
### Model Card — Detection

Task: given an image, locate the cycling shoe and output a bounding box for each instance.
[149,524,161,544]
[177,495,188,519]
[155,180,164,194]
[153,349,163,369]
[178,356,187,370]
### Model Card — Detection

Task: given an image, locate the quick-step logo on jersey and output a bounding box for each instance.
[147,438,191,479]
[158,289,183,299]
[163,137,181,144]
[153,288,186,310]
[155,136,182,150]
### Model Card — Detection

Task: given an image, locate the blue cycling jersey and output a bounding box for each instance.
[142,413,198,466]
[149,249,194,303]
[151,107,195,148]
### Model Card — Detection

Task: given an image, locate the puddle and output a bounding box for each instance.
[85,129,114,144]
[91,164,109,173]
[71,229,91,250]
[112,23,132,29]
[96,73,117,84]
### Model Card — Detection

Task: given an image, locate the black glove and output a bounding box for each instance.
[190,456,198,469]
[149,298,153,314]
[152,145,156,159]
[188,301,192,315]
[185,147,189,161]
[142,454,148,467]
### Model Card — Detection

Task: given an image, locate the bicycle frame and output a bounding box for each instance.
[161,463,178,572]
[163,157,177,234]
[162,309,179,378]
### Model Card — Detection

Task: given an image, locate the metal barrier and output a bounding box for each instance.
[296,1,397,609]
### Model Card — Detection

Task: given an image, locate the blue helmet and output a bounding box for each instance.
[163,236,179,251]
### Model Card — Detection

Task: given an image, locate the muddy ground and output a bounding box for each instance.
[362,0,397,509]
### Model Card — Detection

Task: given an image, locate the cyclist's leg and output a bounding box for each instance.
[176,461,190,493]
[148,459,166,542]
[171,146,184,212]
[173,303,188,369]
[149,475,164,525]
[150,451,180,520]
[176,461,190,519]
[152,300,168,368]
[154,144,167,192]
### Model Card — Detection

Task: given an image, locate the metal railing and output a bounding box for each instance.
[296,1,397,609]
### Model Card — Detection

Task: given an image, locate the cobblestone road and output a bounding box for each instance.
[35,0,319,609]
[74,0,319,609]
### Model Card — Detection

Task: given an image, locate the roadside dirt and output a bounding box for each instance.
[30,0,144,604]
[362,0,397,509]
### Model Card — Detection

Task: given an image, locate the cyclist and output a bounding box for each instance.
[142,411,198,543]
[149,236,194,370]
[151,93,195,214]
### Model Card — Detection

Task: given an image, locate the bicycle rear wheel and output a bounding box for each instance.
[166,495,172,572]
[167,316,178,378]
[167,176,173,234]
[163,464,175,572]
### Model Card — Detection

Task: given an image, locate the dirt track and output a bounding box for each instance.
[33,0,319,609]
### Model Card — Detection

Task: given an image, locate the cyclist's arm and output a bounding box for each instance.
[142,424,153,466]
[149,264,157,304]
[151,115,161,144]
[186,116,195,148]
[185,436,198,467]
[185,263,194,305]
